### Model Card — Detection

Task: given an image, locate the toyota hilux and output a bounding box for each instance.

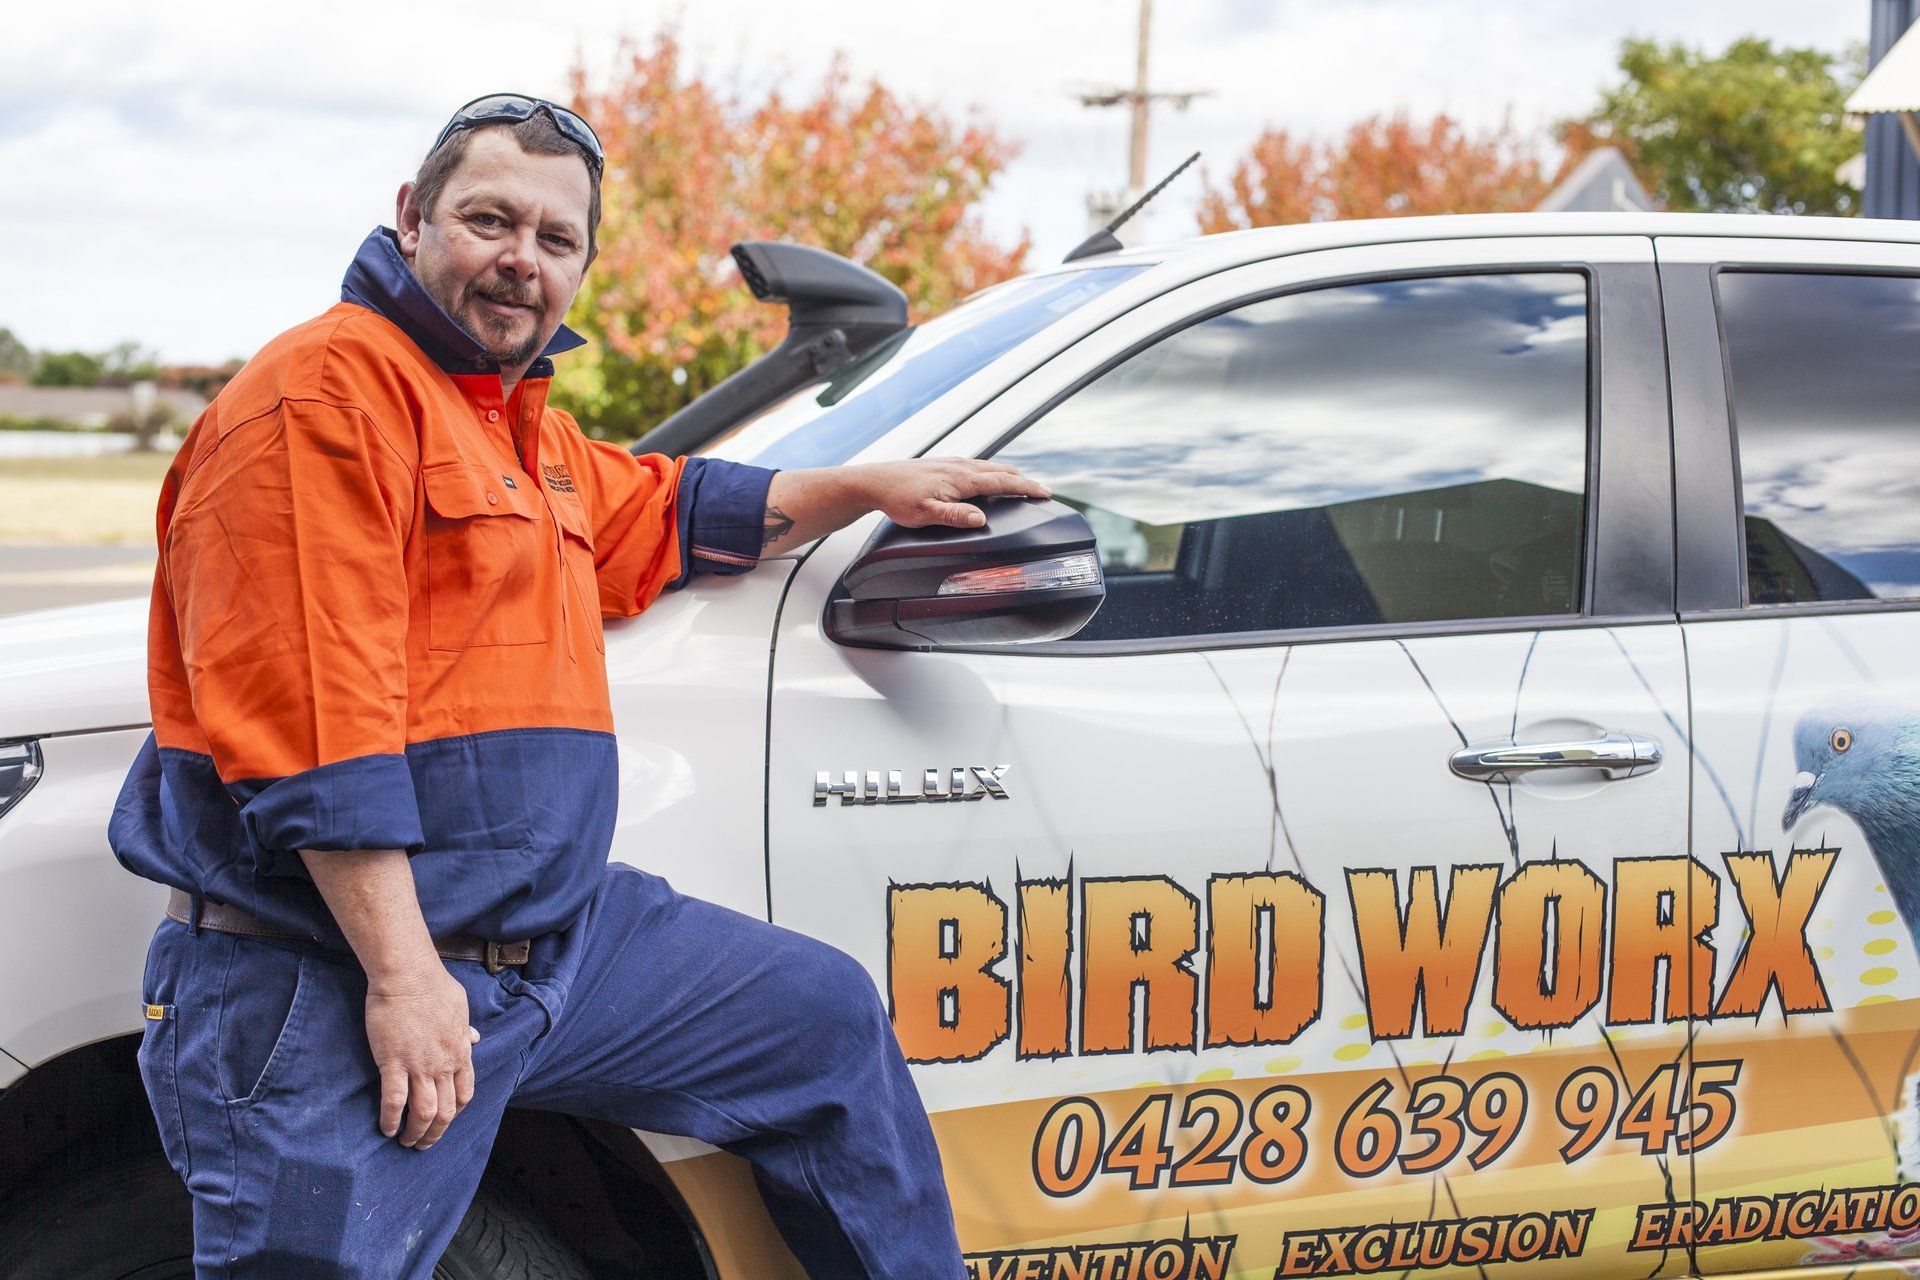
[3,211,1920,1280]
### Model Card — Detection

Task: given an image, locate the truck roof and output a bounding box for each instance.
[1023,211,1920,282]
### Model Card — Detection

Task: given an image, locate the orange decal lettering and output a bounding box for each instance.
[888,883,1009,1063]
[1081,877,1200,1054]
[1712,849,1835,1018]
[1206,872,1323,1048]
[1348,865,1500,1039]
[1494,862,1607,1029]
[1016,878,1073,1058]
[1607,857,1718,1024]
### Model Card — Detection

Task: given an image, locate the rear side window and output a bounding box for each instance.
[993,272,1591,643]
[1719,271,1920,607]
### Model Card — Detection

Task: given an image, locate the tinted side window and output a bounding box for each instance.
[994,273,1590,642]
[1719,271,1920,607]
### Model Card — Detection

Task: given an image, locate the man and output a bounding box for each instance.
[106,92,1048,1278]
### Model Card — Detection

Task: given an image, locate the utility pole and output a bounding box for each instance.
[1077,0,1208,240]
[1127,0,1152,189]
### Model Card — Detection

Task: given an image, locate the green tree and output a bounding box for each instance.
[100,340,161,384]
[1563,37,1863,215]
[0,328,33,380]
[31,350,105,387]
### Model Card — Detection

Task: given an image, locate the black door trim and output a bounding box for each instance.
[1658,261,1745,616]
[1588,258,1677,620]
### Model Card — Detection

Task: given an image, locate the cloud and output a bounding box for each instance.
[1721,272,1920,587]
[996,272,1590,527]
[2,0,1865,361]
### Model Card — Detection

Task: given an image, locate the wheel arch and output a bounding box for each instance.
[0,1033,763,1278]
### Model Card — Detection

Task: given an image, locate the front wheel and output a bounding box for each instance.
[0,1152,594,1280]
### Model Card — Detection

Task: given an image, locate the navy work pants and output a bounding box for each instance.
[134,862,964,1277]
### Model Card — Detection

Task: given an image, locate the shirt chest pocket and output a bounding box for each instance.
[549,489,604,654]
[421,463,549,651]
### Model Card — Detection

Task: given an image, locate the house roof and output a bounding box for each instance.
[1850,21,1920,114]
[0,384,207,425]
[1536,148,1655,213]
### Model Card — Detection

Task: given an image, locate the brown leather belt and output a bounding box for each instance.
[166,888,532,973]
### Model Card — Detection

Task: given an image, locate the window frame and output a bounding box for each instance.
[927,245,1673,656]
[1660,237,1920,622]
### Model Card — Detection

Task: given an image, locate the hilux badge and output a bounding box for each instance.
[814,766,1010,806]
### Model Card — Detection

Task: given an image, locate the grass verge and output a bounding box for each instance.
[0,452,174,545]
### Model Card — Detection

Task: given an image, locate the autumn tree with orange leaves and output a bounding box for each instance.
[557,34,1029,439]
[1197,113,1553,232]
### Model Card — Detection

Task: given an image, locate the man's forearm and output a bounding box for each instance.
[298,847,479,1148]
[758,467,876,557]
[298,848,443,987]
[757,460,1050,557]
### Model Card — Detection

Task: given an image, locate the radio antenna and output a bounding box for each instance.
[1063,151,1201,262]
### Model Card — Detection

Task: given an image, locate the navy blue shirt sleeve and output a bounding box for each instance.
[669,457,781,590]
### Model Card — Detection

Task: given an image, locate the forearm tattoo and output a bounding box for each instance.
[762,504,796,549]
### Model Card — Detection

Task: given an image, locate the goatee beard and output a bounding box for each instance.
[462,284,545,370]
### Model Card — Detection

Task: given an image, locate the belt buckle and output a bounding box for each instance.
[484,940,506,975]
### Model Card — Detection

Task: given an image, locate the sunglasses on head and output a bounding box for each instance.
[428,93,605,174]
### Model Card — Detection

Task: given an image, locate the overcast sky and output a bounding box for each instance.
[2,0,1863,364]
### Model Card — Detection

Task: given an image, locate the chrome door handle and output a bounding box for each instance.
[1449,731,1662,783]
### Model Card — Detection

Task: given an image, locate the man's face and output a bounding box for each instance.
[396,129,592,380]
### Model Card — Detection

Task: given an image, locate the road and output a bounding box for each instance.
[0,545,155,618]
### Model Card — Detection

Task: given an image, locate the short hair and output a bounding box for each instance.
[411,112,601,264]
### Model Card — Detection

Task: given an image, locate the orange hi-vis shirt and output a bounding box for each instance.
[108,227,778,944]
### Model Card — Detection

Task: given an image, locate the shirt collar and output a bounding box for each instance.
[339,226,587,379]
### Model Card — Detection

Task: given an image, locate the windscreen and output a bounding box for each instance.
[698,266,1145,469]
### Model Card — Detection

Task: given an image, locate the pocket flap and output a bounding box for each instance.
[422,464,537,520]
[549,492,595,546]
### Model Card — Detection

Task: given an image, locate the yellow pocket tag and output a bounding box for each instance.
[144,1003,167,1021]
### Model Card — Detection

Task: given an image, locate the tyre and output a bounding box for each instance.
[436,1175,596,1280]
[0,1153,191,1280]
[0,1152,594,1280]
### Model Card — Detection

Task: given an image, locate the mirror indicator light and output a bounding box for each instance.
[936,552,1101,597]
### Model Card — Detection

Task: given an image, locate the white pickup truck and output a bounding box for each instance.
[6,211,1920,1280]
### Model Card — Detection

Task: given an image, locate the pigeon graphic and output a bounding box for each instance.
[1784,698,1920,1181]
[1784,699,1920,937]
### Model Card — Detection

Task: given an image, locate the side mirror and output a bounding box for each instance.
[825,496,1106,650]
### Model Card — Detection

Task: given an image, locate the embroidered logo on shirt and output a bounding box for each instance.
[542,463,577,494]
